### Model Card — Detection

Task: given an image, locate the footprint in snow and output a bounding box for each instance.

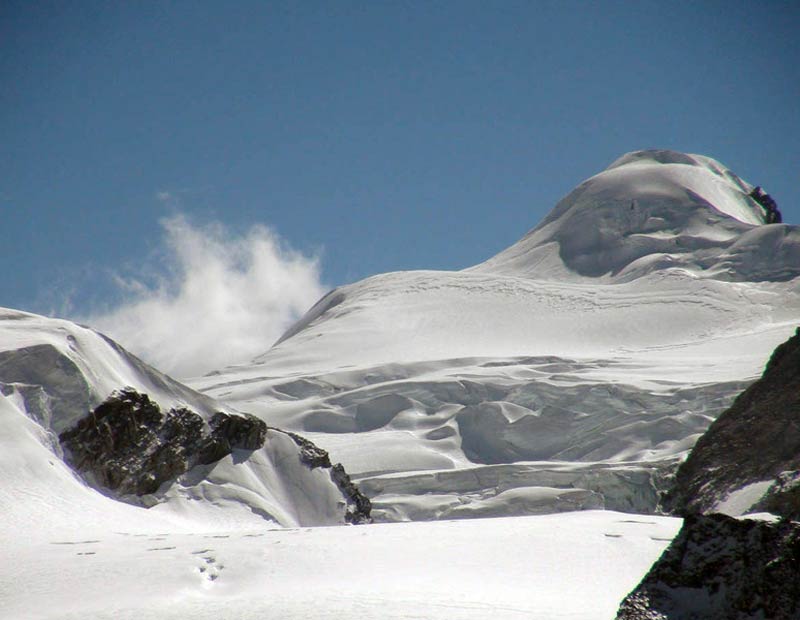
[197,555,224,583]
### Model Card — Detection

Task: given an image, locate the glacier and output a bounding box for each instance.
[189,149,800,521]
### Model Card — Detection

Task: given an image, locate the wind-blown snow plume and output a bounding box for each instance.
[87,214,326,378]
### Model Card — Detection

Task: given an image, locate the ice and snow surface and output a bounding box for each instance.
[1,374,680,619]
[2,150,799,617]
[190,150,800,520]
[0,307,224,432]
[2,508,680,620]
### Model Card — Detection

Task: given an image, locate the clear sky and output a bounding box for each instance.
[2,1,799,372]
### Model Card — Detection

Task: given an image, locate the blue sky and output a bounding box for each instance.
[2,1,799,330]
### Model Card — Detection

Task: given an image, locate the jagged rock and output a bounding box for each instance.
[59,388,265,497]
[749,186,783,224]
[616,514,800,620]
[285,432,372,523]
[627,331,800,618]
[59,388,373,523]
[664,327,800,518]
[331,463,372,524]
[285,430,332,468]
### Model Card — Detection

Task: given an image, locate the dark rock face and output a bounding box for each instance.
[331,463,373,524]
[59,388,267,496]
[617,514,800,620]
[664,327,800,518]
[286,430,332,468]
[286,431,372,524]
[750,186,782,224]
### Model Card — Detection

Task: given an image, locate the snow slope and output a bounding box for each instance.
[191,150,800,520]
[0,310,682,619]
[0,309,363,529]
[1,509,680,620]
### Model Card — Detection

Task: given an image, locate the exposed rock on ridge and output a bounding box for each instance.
[59,389,371,524]
[664,327,800,519]
[286,431,372,524]
[618,330,800,619]
[59,388,268,496]
[749,186,782,224]
[616,514,800,620]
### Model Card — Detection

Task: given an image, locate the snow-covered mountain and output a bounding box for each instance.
[0,308,369,530]
[4,149,798,620]
[190,150,800,521]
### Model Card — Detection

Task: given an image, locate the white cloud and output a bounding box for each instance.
[86,214,327,379]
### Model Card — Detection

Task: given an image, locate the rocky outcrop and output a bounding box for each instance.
[616,514,800,620]
[59,388,268,496]
[331,463,373,524]
[750,186,782,224]
[663,327,800,518]
[286,430,334,468]
[286,431,372,524]
[59,388,372,523]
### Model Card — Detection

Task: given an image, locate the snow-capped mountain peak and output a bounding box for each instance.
[191,150,800,524]
[471,149,793,282]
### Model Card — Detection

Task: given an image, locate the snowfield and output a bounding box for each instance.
[2,150,799,618]
[2,509,680,620]
[0,380,679,619]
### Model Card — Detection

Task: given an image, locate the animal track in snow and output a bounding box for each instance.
[196,554,224,583]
